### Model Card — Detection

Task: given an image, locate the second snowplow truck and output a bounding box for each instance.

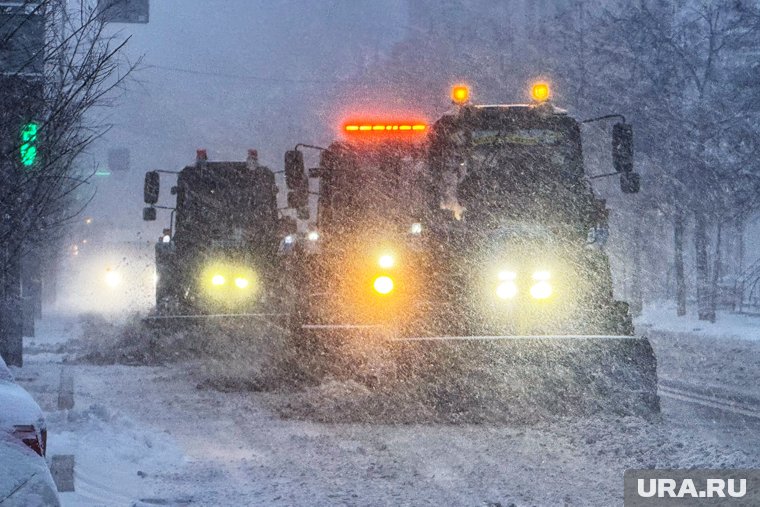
[142,150,283,319]
[285,82,658,421]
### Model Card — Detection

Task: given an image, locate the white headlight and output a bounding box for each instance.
[410,222,422,235]
[496,281,518,299]
[378,254,395,269]
[530,281,552,299]
[105,270,121,287]
[307,231,319,241]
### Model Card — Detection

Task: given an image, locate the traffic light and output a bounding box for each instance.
[19,121,39,168]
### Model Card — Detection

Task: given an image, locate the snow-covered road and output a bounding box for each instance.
[13,313,760,506]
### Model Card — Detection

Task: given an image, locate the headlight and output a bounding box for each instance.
[410,222,422,235]
[530,281,552,299]
[378,254,395,269]
[530,271,552,299]
[105,269,121,287]
[201,263,257,303]
[496,281,518,299]
[307,231,320,241]
[373,276,394,294]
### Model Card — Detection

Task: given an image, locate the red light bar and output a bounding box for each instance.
[344,123,427,133]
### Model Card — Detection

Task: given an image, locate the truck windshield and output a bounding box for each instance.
[175,166,276,249]
[440,124,594,228]
[185,177,251,243]
[322,144,428,235]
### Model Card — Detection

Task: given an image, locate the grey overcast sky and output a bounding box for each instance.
[84,0,408,236]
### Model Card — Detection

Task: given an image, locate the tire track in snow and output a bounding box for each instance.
[658,378,760,420]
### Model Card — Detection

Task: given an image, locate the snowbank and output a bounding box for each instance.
[637,302,760,341]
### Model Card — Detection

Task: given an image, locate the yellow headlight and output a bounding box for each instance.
[373,276,394,295]
[530,281,552,299]
[496,281,518,299]
[234,277,249,289]
[211,274,225,286]
[378,254,395,269]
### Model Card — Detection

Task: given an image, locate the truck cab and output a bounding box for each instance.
[143,150,280,315]
[284,126,433,329]
[424,84,639,334]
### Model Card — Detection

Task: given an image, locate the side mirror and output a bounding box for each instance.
[144,171,160,204]
[612,123,633,174]
[143,206,157,221]
[284,150,306,190]
[620,172,640,194]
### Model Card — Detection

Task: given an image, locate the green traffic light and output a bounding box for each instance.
[20,122,39,167]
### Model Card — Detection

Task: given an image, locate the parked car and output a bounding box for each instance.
[0,355,47,457]
[0,432,60,506]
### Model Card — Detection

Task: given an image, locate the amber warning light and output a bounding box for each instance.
[531,82,551,102]
[343,122,427,134]
[451,84,470,104]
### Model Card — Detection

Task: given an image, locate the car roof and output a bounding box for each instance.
[0,381,45,431]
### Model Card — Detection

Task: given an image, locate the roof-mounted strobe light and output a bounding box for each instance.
[196,149,208,168]
[531,82,551,102]
[451,84,470,104]
[343,123,427,134]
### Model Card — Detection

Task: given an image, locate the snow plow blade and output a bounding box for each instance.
[141,312,288,329]
[297,333,660,424]
[398,334,660,421]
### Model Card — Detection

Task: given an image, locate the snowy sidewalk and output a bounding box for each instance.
[636,302,760,341]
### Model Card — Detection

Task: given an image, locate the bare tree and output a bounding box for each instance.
[573,0,760,321]
[0,0,138,365]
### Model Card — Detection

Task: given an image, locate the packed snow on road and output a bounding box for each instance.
[8,310,760,506]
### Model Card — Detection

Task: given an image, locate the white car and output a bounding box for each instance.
[0,432,60,506]
[0,355,47,458]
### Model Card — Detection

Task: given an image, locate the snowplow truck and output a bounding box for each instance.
[285,83,659,421]
[142,150,284,319]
